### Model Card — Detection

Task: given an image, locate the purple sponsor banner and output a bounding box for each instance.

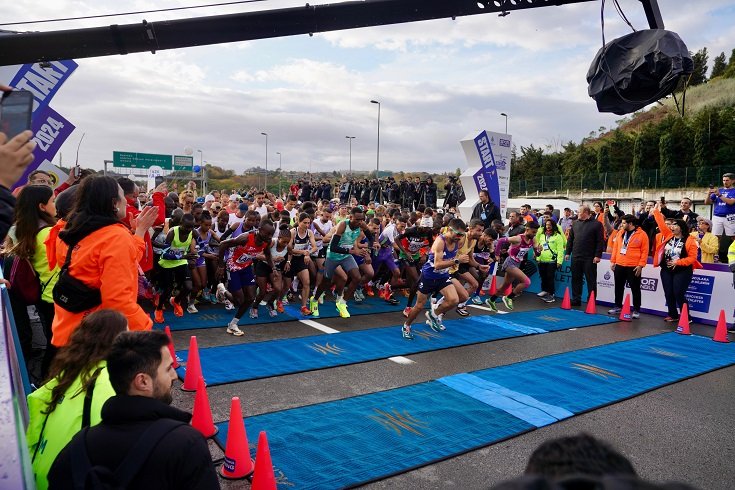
[8,60,78,113]
[12,106,75,190]
[473,167,488,192]
[473,131,501,206]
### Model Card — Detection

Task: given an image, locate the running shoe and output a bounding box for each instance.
[631,310,640,319]
[537,291,548,297]
[402,324,414,340]
[224,299,235,310]
[436,313,447,331]
[664,316,678,322]
[276,300,285,313]
[215,283,227,303]
[226,320,244,336]
[336,301,351,318]
[501,296,514,311]
[470,295,483,305]
[281,295,290,306]
[403,306,411,318]
[384,284,393,299]
[153,292,161,307]
[186,304,198,314]
[484,298,498,312]
[249,308,258,319]
[354,289,364,301]
[608,307,622,315]
[268,307,279,318]
[170,297,184,317]
[309,297,320,317]
[385,297,400,306]
[543,296,556,303]
[456,305,470,317]
[318,292,325,304]
[300,305,311,316]
[154,309,164,323]
[425,310,442,332]
[365,284,375,296]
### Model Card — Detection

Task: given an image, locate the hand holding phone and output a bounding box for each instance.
[0,90,34,139]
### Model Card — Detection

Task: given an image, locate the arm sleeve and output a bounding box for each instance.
[53,181,71,197]
[329,234,351,255]
[637,233,650,267]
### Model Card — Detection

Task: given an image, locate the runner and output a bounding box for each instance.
[449,219,490,316]
[469,227,498,304]
[287,213,318,315]
[216,221,275,336]
[191,211,219,309]
[370,215,405,305]
[402,218,468,340]
[254,225,291,317]
[154,214,198,323]
[310,207,334,302]
[352,218,380,304]
[396,222,434,317]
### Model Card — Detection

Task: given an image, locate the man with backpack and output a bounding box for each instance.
[48,330,219,489]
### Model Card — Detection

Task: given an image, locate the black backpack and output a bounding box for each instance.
[70,419,184,490]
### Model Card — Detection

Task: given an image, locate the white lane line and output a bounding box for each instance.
[388,356,416,365]
[467,305,509,314]
[298,319,340,334]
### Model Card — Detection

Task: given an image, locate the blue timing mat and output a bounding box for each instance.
[177,309,617,385]
[213,333,735,489]
[282,295,407,319]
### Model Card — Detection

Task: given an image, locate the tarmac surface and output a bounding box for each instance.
[168,295,735,490]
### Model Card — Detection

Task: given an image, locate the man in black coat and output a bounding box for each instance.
[564,204,604,306]
[471,190,502,230]
[48,331,219,490]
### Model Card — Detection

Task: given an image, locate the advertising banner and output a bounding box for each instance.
[458,130,512,221]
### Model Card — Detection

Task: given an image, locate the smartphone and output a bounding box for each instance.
[154,175,165,187]
[72,166,81,178]
[0,90,34,139]
[660,196,666,204]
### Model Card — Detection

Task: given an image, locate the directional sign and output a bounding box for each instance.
[113,151,173,170]
[173,155,194,171]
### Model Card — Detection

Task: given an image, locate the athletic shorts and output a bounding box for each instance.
[400,257,422,271]
[324,255,359,279]
[228,266,256,290]
[317,247,327,259]
[712,214,735,236]
[502,257,522,272]
[353,253,366,266]
[372,248,399,272]
[254,260,273,278]
[417,274,453,295]
[285,256,310,278]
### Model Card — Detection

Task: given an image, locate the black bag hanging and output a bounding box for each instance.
[53,244,102,313]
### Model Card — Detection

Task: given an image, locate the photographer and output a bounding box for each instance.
[399,179,411,209]
[369,179,382,204]
[412,177,425,210]
[444,177,463,210]
[386,178,400,204]
[424,177,438,209]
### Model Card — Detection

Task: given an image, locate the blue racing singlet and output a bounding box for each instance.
[421,235,458,280]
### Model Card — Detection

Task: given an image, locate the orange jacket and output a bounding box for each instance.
[50,223,151,347]
[651,208,702,269]
[610,227,649,267]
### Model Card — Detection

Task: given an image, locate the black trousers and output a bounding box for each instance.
[659,266,693,318]
[614,265,642,310]
[570,257,597,303]
[538,262,557,295]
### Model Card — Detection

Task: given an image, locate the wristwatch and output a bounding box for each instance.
[453,258,460,265]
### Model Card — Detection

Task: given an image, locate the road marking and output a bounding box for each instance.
[299,319,340,334]
[468,305,509,314]
[388,356,415,365]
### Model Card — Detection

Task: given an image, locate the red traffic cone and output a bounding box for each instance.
[181,336,202,391]
[489,275,497,296]
[560,287,571,310]
[585,291,597,314]
[164,326,179,369]
[619,293,632,322]
[251,431,277,490]
[219,397,255,479]
[191,376,218,438]
[713,310,730,343]
[676,303,691,335]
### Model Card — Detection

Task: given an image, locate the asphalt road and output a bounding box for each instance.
[169,295,735,490]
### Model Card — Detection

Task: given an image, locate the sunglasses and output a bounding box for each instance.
[450,227,466,237]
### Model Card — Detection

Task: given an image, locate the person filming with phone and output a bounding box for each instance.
[705,173,735,263]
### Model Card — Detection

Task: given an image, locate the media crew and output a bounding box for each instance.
[651,203,702,323]
[444,176,464,210]
[471,190,502,231]
[608,215,649,319]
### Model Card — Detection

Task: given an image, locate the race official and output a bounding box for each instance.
[608,215,649,318]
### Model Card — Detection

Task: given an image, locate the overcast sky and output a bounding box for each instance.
[2,0,733,176]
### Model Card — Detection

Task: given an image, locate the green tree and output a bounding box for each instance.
[631,133,642,187]
[711,51,727,78]
[689,47,709,86]
[658,133,675,187]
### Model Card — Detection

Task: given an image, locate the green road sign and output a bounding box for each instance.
[173,155,194,171]
[113,151,173,170]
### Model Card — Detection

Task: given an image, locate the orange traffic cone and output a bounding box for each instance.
[585,291,597,314]
[219,397,255,479]
[676,303,691,335]
[619,294,632,322]
[560,287,571,310]
[251,431,277,490]
[182,336,202,391]
[489,275,497,296]
[191,376,218,438]
[164,326,179,369]
[713,310,730,343]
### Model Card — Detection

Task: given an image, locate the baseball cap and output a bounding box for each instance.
[229,194,241,201]
[204,194,215,203]
[238,203,249,212]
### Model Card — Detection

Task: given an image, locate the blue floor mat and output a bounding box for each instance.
[177,309,617,385]
[282,295,407,319]
[213,333,735,489]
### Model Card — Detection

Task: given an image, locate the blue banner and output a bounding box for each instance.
[473,130,501,206]
[8,60,78,113]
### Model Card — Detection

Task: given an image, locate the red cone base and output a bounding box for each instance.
[585,291,597,314]
[619,293,632,322]
[560,287,571,310]
[676,303,691,335]
[219,397,254,479]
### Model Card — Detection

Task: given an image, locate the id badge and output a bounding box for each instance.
[543,243,550,250]
[619,245,627,255]
[481,212,487,220]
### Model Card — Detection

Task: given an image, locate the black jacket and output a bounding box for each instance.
[49,395,219,490]
[471,201,502,228]
[565,217,604,260]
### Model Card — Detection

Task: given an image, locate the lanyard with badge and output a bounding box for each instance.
[480,203,489,221]
[619,231,632,255]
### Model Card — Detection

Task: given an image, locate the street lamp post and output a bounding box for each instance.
[345,136,355,178]
[196,149,204,194]
[500,112,508,134]
[276,151,282,197]
[260,132,268,192]
[370,100,380,179]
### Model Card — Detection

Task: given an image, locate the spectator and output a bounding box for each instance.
[559,207,574,235]
[694,218,718,264]
[51,176,158,347]
[48,330,219,489]
[118,178,166,273]
[535,218,566,303]
[672,197,699,231]
[608,215,649,319]
[27,309,127,490]
[705,173,735,263]
[519,204,538,224]
[506,211,525,237]
[564,205,604,306]
[651,203,702,323]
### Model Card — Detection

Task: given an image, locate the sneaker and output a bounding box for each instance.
[154,309,164,323]
[631,310,640,319]
[402,324,414,340]
[354,289,364,301]
[224,299,235,310]
[318,292,325,304]
[300,305,311,316]
[153,292,161,307]
[543,296,556,303]
[403,306,411,318]
[425,310,442,332]
[437,313,446,331]
[336,301,351,318]
[385,297,400,305]
[470,295,483,305]
[276,300,285,313]
[309,296,320,317]
[186,304,199,314]
[170,297,184,317]
[365,284,375,296]
[226,321,244,336]
[215,283,227,303]
[456,305,470,317]
[501,296,514,311]
[281,295,290,306]
[608,307,622,315]
[537,291,548,297]
[249,308,258,319]
[664,316,678,322]
[383,284,393,300]
[268,307,278,317]
[484,298,498,313]
[354,294,364,304]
